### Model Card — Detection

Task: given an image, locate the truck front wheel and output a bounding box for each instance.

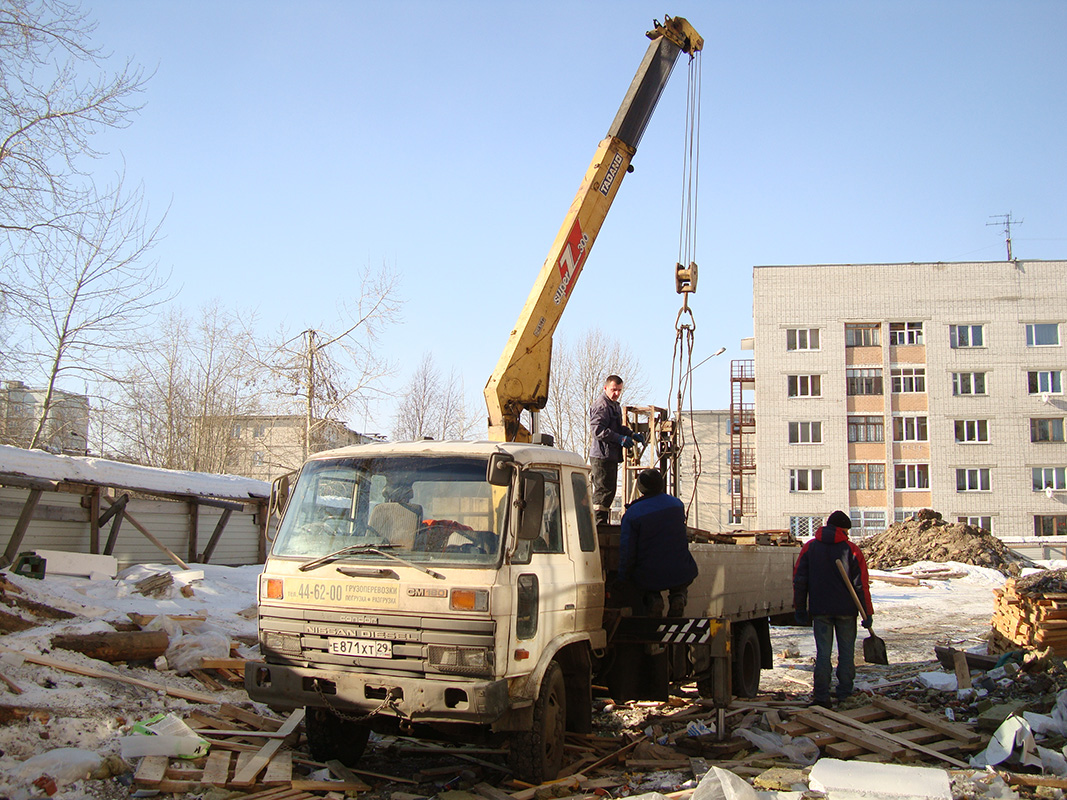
[305,707,370,766]
[732,622,762,698]
[509,661,566,783]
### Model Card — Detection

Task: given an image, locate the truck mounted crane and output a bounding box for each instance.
[484,15,703,443]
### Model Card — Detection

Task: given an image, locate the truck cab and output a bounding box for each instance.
[246,440,605,782]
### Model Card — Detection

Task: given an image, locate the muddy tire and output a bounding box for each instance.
[509,661,566,783]
[305,707,370,767]
[732,622,762,698]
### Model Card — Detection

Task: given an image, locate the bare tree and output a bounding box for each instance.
[7,181,167,449]
[0,0,148,250]
[392,352,479,442]
[263,265,401,461]
[114,303,261,472]
[541,328,648,455]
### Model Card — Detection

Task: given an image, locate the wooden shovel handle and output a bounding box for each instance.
[835,559,871,624]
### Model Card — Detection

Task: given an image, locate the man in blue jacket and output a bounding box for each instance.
[616,469,698,617]
[793,510,874,707]
[588,375,641,524]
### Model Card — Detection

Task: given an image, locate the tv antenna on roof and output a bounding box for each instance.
[987,212,1023,261]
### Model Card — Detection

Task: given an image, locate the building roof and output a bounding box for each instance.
[0,444,269,502]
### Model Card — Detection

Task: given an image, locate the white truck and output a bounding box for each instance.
[245,440,795,782]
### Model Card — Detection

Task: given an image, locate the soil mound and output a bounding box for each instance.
[858,508,1024,576]
[1014,567,1067,595]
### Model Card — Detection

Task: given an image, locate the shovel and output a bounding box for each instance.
[835,559,889,665]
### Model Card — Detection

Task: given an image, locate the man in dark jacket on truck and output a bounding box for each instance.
[588,375,641,524]
[793,510,874,707]
[616,469,698,617]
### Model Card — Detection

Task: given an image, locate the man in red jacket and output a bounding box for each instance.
[793,511,874,707]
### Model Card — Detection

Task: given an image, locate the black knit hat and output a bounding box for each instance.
[826,510,852,529]
[636,469,663,496]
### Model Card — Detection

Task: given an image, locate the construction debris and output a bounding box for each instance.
[859,508,1029,576]
[992,572,1067,656]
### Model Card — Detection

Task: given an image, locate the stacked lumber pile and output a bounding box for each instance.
[690,529,798,547]
[991,570,1067,655]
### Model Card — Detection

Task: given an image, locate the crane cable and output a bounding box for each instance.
[667,50,702,517]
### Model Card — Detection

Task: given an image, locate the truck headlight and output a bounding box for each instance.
[429,645,493,675]
[450,588,489,612]
[262,632,301,656]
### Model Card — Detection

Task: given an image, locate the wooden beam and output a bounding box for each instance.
[103,493,190,570]
[1,488,43,568]
[230,709,305,787]
[188,501,199,564]
[200,508,232,564]
[0,476,58,491]
[102,494,128,556]
[89,487,101,554]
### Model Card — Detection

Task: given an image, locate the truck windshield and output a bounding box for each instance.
[271,455,507,567]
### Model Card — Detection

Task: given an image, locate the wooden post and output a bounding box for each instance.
[89,487,101,554]
[188,501,199,563]
[200,508,233,564]
[257,500,269,563]
[101,493,129,556]
[1,488,43,568]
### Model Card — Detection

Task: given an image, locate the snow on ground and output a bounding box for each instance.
[763,561,1009,697]
[0,557,1029,797]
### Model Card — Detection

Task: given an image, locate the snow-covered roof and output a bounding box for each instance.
[0,444,270,502]
[306,439,590,468]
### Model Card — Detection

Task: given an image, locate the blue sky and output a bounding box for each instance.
[86,1,1066,434]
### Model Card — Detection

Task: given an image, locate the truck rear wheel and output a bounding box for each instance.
[305,707,370,767]
[732,622,762,698]
[509,661,566,783]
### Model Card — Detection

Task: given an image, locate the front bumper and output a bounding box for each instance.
[245,661,512,725]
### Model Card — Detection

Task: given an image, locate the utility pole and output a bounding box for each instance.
[987,213,1023,261]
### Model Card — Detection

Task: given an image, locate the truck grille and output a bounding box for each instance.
[258,605,496,677]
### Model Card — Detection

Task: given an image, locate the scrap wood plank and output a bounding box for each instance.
[474,781,517,800]
[230,708,305,787]
[793,710,906,758]
[326,759,372,791]
[262,750,294,786]
[220,702,285,731]
[810,706,969,768]
[201,749,233,786]
[233,789,315,800]
[0,644,216,704]
[133,755,170,786]
[872,696,982,743]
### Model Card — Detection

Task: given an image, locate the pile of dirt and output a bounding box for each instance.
[858,508,1025,576]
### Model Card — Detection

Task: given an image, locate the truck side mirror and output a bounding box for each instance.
[486,452,515,486]
[518,471,545,541]
[269,473,292,520]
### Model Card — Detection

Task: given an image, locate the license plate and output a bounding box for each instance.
[328,638,391,658]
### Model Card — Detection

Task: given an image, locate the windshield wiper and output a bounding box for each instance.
[299,544,445,580]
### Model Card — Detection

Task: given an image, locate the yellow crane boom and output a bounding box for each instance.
[484,15,703,443]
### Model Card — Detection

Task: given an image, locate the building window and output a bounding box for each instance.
[848,415,884,443]
[232,424,242,437]
[850,509,886,533]
[1032,418,1066,443]
[891,367,925,393]
[896,464,930,489]
[849,463,885,490]
[959,516,992,532]
[787,328,820,351]
[253,424,266,438]
[845,323,880,348]
[895,509,919,523]
[789,421,822,444]
[889,321,923,346]
[728,510,743,525]
[727,477,742,495]
[252,451,264,466]
[1026,323,1060,347]
[846,368,883,396]
[1029,371,1062,395]
[952,372,987,396]
[893,416,928,442]
[1033,467,1067,491]
[790,468,823,492]
[788,375,822,398]
[956,468,991,492]
[1035,516,1067,536]
[950,324,984,349]
[790,516,821,538]
[954,419,989,443]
